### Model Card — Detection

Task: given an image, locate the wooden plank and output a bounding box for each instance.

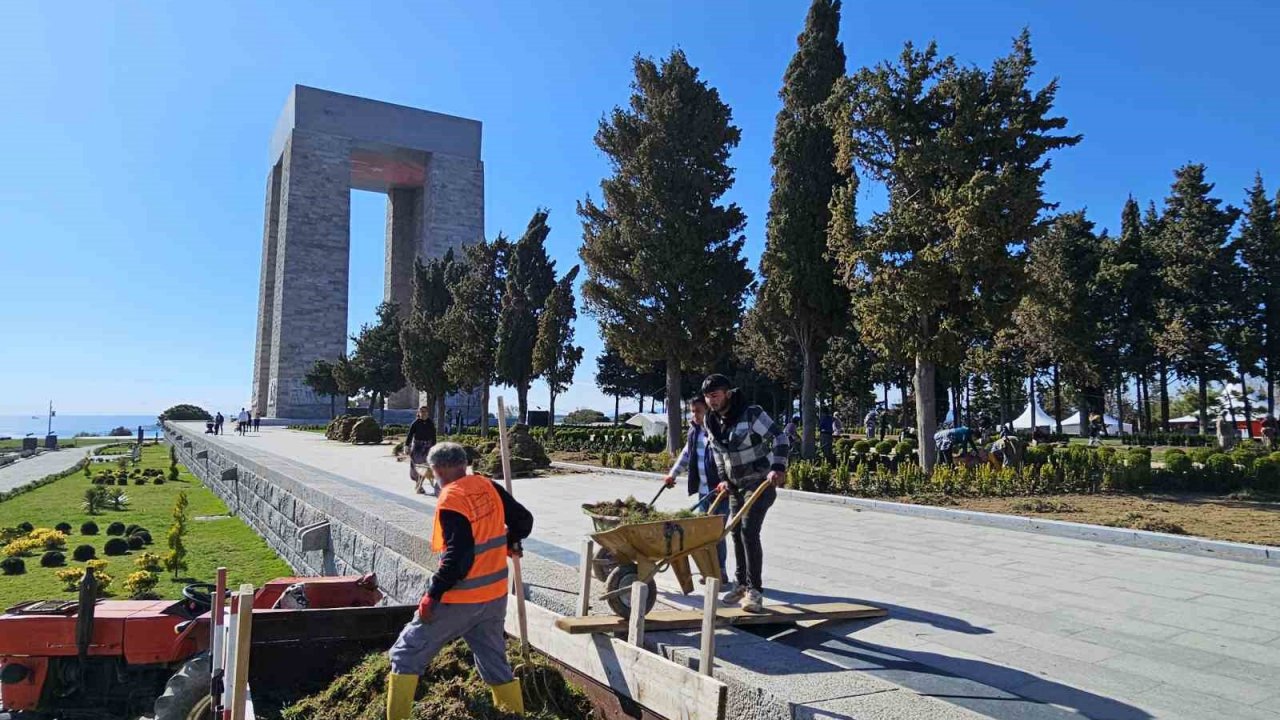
[627,583,648,646]
[555,601,886,635]
[699,578,719,676]
[509,594,727,720]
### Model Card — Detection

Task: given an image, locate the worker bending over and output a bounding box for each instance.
[934,425,979,466]
[386,442,534,719]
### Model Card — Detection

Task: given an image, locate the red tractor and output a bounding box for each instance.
[0,571,412,720]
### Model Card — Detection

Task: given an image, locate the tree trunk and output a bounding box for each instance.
[329,395,335,420]
[665,358,683,455]
[1116,376,1124,437]
[1052,365,1063,435]
[480,384,490,437]
[1078,389,1089,438]
[800,338,818,460]
[1268,363,1275,418]
[1135,374,1145,433]
[548,391,557,438]
[1029,373,1037,434]
[1159,365,1170,432]
[1241,367,1254,439]
[915,355,937,472]
[1198,375,1209,435]
[436,394,446,433]
[517,382,529,425]
[613,394,620,426]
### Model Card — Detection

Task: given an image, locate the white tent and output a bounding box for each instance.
[1011,401,1057,430]
[625,413,668,439]
[1060,411,1133,434]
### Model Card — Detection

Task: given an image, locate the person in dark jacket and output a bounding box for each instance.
[702,374,788,613]
[386,442,532,718]
[406,406,438,495]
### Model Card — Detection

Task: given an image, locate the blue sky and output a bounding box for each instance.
[2,0,1278,415]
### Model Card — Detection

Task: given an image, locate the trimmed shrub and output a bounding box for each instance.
[123,570,159,597]
[1,557,26,575]
[124,524,140,536]
[135,552,163,572]
[852,440,872,457]
[80,521,99,535]
[1023,445,1051,467]
[133,475,147,485]
[73,544,96,561]
[1203,453,1237,491]
[154,475,166,485]
[893,440,916,460]
[126,535,145,550]
[17,522,33,533]
[106,522,126,536]
[104,537,129,556]
[874,440,896,456]
[1164,453,1192,475]
[349,416,383,445]
[40,550,66,567]
[1251,457,1280,494]
[55,522,72,534]
[133,530,153,545]
[1188,447,1214,466]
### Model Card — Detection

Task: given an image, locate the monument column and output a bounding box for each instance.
[266,129,352,419]
[251,161,283,416]
[384,187,422,410]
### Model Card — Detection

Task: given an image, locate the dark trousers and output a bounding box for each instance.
[728,483,776,592]
[694,490,730,582]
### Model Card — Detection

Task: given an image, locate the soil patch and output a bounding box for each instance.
[905,493,1280,545]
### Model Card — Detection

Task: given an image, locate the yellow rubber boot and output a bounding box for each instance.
[490,678,524,715]
[386,673,419,720]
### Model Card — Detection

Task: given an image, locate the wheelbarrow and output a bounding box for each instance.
[589,481,773,618]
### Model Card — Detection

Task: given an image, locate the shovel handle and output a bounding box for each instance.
[647,482,669,509]
[722,482,771,536]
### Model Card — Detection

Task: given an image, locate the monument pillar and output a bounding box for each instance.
[384,187,422,410]
[251,162,282,416]
[266,130,352,419]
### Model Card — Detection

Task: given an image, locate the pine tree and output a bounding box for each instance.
[443,236,508,436]
[595,345,641,425]
[757,0,848,459]
[497,211,557,424]
[330,354,365,413]
[401,252,458,427]
[303,359,342,419]
[828,32,1079,469]
[350,302,405,420]
[1111,197,1160,431]
[1152,164,1240,434]
[1235,174,1279,415]
[533,266,584,436]
[163,491,189,580]
[579,50,752,454]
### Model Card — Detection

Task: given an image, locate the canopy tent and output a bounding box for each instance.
[1011,401,1057,430]
[1060,411,1133,435]
[625,413,669,439]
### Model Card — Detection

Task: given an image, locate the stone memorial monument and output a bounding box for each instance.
[251,86,484,418]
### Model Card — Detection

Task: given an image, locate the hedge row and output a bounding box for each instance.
[786,443,1279,498]
[529,427,665,453]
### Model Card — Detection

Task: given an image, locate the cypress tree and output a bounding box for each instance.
[443,236,508,435]
[757,0,848,459]
[401,252,457,426]
[496,211,557,424]
[532,266,584,436]
[579,50,752,454]
[1235,174,1279,415]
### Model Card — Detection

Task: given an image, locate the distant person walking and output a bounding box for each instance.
[237,408,250,436]
[253,412,261,433]
[406,406,438,495]
[863,407,878,440]
[214,412,224,436]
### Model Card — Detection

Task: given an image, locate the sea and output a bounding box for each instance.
[0,414,163,440]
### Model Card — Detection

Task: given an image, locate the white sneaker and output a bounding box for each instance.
[743,590,765,613]
[721,584,746,605]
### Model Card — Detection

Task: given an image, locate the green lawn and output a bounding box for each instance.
[0,444,292,608]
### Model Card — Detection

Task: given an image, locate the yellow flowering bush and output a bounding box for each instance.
[134,552,163,572]
[123,571,159,597]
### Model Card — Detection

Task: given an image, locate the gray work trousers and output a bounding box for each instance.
[387,594,512,685]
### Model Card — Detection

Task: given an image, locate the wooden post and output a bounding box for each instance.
[700,577,719,676]
[577,538,594,617]
[220,592,239,720]
[210,567,227,714]
[227,584,254,720]
[496,397,530,663]
[627,582,648,647]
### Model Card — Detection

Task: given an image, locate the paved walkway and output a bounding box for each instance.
[0,448,87,493]
[186,426,1280,720]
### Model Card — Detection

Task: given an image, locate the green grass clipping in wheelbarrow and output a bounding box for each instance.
[583,496,698,524]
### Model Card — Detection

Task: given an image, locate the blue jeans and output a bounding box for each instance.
[694,490,730,583]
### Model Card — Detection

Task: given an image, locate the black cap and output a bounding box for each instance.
[700,374,733,394]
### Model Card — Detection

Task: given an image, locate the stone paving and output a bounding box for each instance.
[197,426,1280,719]
[0,447,87,493]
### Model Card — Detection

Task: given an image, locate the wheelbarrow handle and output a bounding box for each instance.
[705,488,727,515]
[722,482,771,537]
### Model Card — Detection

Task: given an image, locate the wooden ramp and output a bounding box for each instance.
[555,601,886,634]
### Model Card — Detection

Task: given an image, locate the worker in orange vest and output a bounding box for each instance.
[386,441,534,718]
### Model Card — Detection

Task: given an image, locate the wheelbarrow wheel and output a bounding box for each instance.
[605,563,657,618]
[592,546,617,581]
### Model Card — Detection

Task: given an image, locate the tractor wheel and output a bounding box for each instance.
[604,563,657,618]
[154,653,213,720]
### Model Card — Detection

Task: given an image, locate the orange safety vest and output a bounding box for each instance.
[430,475,509,604]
